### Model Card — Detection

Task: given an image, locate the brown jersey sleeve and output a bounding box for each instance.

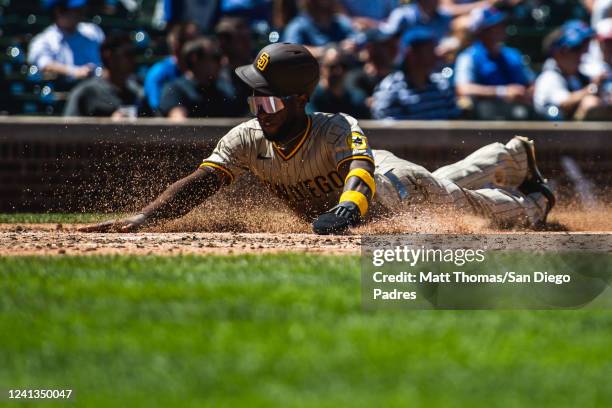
[331,113,375,170]
[199,122,252,183]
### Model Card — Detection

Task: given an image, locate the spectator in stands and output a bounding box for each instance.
[583,18,612,78]
[215,16,254,111]
[371,28,461,120]
[380,0,452,40]
[272,0,299,30]
[216,17,253,68]
[443,0,524,60]
[591,0,612,26]
[308,47,370,118]
[454,6,535,120]
[144,22,199,114]
[338,0,399,31]
[583,3,612,79]
[162,0,219,32]
[27,0,104,79]
[282,0,356,58]
[346,29,397,104]
[594,19,612,107]
[219,0,272,23]
[534,21,611,120]
[63,33,142,117]
[159,38,243,119]
[272,0,299,32]
[440,0,523,17]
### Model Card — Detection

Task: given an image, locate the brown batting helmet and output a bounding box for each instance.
[235,43,320,97]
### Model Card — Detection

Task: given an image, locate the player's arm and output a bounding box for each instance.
[312,158,376,235]
[78,167,229,232]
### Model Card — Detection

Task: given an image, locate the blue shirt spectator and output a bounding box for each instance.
[380,0,452,39]
[144,57,181,111]
[454,41,534,86]
[283,13,354,46]
[371,28,461,120]
[454,6,535,119]
[143,22,199,113]
[27,0,104,79]
[282,0,356,61]
[340,0,398,20]
[220,0,272,22]
[28,23,104,72]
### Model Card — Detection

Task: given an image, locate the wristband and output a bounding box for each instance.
[339,190,368,216]
[345,168,376,196]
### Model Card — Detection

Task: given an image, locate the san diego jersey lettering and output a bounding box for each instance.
[200,112,375,218]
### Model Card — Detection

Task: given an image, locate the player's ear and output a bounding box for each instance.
[295,94,309,109]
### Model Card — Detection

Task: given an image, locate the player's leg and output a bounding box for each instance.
[374,150,552,226]
[432,136,530,189]
[416,168,550,227]
[460,186,550,227]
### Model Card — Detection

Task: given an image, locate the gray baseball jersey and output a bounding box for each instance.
[201,113,549,226]
[201,112,376,218]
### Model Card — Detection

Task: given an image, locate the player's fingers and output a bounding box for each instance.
[119,223,137,232]
[77,220,117,233]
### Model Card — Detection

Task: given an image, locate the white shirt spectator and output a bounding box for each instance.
[534,58,589,119]
[583,4,612,77]
[582,18,612,78]
[27,22,104,72]
[592,0,612,26]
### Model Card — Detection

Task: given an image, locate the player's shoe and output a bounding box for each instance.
[514,136,556,223]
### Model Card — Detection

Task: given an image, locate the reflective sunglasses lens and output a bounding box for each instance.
[247,96,285,115]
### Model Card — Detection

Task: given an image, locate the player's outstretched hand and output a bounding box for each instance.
[312,202,360,235]
[78,213,148,233]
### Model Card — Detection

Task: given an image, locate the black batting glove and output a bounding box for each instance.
[312,201,361,235]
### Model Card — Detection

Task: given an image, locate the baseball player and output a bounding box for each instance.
[80,43,555,235]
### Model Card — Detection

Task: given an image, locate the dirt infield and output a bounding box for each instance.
[0,207,610,256]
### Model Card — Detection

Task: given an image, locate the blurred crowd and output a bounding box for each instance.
[2,0,612,120]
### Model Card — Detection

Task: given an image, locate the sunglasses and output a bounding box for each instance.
[247,95,294,115]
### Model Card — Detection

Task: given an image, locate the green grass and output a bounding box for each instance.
[0,213,121,224]
[1,255,612,407]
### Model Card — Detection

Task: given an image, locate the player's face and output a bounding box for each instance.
[251,92,303,142]
[257,105,289,137]
[259,102,300,142]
